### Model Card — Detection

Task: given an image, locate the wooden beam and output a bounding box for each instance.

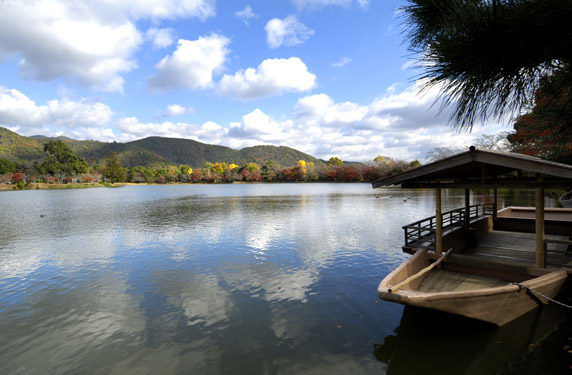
[473,151,572,179]
[536,182,546,268]
[400,179,572,189]
[493,188,498,221]
[436,187,443,254]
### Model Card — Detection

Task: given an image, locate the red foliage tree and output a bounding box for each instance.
[341,166,361,182]
[508,70,572,164]
[11,171,24,183]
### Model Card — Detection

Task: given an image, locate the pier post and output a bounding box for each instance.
[493,188,498,221]
[436,187,443,254]
[535,181,545,268]
[464,189,470,230]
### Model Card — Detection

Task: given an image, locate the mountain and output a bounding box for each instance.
[0,127,322,168]
[0,127,45,161]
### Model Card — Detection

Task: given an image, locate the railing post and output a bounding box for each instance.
[436,187,443,254]
[536,183,545,268]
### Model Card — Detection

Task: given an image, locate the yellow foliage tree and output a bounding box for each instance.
[211,162,228,176]
[297,160,307,179]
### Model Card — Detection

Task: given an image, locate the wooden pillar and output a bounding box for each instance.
[464,189,470,230]
[535,183,545,268]
[493,188,498,221]
[436,187,443,254]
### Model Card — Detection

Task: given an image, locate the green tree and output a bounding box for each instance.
[409,160,422,168]
[327,157,343,166]
[374,155,393,166]
[102,152,124,183]
[129,166,154,183]
[402,0,572,131]
[0,158,16,174]
[261,160,280,182]
[39,140,88,176]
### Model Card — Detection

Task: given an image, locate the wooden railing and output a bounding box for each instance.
[482,203,495,216]
[403,204,482,249]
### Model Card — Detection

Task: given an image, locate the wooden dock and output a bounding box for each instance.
[464,230,572,270]
[400,207,572,274]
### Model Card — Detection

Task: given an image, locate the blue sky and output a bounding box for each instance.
[0,0,506,162]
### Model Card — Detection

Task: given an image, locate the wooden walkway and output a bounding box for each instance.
[463,230,572,270]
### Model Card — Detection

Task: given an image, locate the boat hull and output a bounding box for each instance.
[378,249,568,326]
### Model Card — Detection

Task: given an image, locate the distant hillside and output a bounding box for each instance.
[0,127,322,168]
[0,127,44,161]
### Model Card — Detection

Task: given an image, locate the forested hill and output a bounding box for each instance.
[0,127,322,168]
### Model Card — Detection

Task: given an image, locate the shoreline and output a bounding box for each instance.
[0,180,374,191]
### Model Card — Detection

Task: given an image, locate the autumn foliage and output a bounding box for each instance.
[508,69,572,164]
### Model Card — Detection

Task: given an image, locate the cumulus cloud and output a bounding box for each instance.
[293,94,368,128]
[292,0,369,10]
[228,109,292,141]
[235,5,258,26]
[265,16,314,48]
[3,80,499,163]
[218,57,316,99]
[164,104,195,117]
[0,86,112,129]
[0,0,215,93]
[101,0,216,21]
[145,28,176,49]
[117,117,226,144]
[148,34,231,91]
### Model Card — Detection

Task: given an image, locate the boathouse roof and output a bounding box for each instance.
[372,147,572,189]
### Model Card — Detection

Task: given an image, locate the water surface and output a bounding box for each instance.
[0,184,569,374]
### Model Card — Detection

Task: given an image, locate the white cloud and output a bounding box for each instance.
[2,81,502,163]
[99,0,216,21]
[148,34,231,91]
[0,0,216,93]
[332,57,352,68]
[293,94,368,128]
[228,109,292,142]
[164,104,195,117]
[292,0,370,10]
[400,60,418,71]
[235,5,258,26]
[145,28,175,49]
[218,57,316,99]
[116,117,226,144]
[0,86,113,129]
[265,15,314,48]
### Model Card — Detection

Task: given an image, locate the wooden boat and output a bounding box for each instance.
[372,147,572,326]
[377,249,568,326]
[560,190,572,208]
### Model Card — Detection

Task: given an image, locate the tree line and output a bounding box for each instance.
[0,140,421,188]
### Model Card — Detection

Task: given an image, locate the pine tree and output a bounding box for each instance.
[103,152,124,183]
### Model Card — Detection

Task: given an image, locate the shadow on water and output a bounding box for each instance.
[373,299,571,375]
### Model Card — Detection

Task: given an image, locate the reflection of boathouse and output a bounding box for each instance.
[372,147,572,326]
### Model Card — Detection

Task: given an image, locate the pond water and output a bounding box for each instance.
[0,183,569,374]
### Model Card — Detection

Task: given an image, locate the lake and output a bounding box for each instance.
[0,183,569,374]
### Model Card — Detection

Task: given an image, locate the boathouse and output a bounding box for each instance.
[372,146,572,274]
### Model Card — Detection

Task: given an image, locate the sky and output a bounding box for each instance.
[0,0,509,163]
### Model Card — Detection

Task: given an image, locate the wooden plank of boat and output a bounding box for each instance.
[378,249,568,326]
